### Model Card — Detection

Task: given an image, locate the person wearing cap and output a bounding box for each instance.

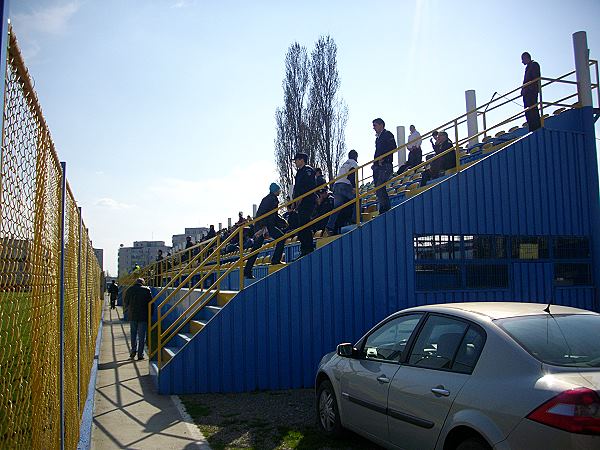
[325,149,359,235]
[292,152,317,257]
[123,278,153,361]
[243,182,287,278]
[312,187,334,232]
[372,118,397,214]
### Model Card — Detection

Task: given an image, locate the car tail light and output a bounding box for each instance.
[527,387,600,435]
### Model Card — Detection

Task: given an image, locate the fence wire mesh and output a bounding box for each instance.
[0,29,102,449]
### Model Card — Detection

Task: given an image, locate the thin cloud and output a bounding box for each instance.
[95,198,132,210]
[171,0,196,8]
[12,1,81,35]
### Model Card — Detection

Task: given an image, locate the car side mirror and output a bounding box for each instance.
[337,343,356,358]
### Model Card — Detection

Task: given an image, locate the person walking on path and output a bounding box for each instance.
[124,278,152,360]
[372,118,396,214]
[521,51,541,131]
[108,280,118,310]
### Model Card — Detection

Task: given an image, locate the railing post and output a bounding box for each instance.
[58,162,67,450]
[539,80,544,126]
[157,303,162,368]
[239,228,244,290]
[482,112,487,139]
[216,235,221,293]
[454,120,460,169]
[355,169,360,226]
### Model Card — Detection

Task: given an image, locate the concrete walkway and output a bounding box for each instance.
[91,303,210,449]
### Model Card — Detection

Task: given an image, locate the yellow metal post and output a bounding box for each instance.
[354,169,360,225]
[454,120,460,169]
[239,227,244,290]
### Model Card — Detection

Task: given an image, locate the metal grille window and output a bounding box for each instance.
[466,264,509,289]
[512,236,549,259]
[415,235,461,260]
[464,236,507,259]
[554,263,592,286]
[553,237,590,259]
[416,264,461,290]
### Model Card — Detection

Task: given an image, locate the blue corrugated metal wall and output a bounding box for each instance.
[157,107,599,394]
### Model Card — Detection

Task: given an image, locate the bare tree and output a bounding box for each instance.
[274,108,294,198]
[308,35,346,181]
[274,37,348,192]
[274,43,311,197]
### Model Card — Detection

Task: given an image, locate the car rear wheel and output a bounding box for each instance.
[316,380,343,437]
[456,437,491,450]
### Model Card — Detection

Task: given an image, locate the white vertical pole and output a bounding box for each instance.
[465,90,479,147]
[396,125,406,166]
[252,204,257,217]
[218,222,222,231]
[573,31,592,108]
[228,217,232,228]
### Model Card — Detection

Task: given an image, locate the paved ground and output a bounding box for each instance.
[91,303,210,449]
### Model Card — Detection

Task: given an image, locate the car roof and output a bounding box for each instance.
[402,302,598,321]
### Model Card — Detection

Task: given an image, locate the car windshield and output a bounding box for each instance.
[496,314,600,367]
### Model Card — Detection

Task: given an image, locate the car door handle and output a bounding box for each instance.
[431,388,450,396]
[376,375,390,383]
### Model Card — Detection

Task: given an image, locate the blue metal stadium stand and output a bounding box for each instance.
[150,107,600,394]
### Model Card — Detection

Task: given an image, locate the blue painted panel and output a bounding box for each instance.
[155,108,600,394]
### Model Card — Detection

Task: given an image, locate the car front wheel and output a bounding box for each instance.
[316,380,343,437]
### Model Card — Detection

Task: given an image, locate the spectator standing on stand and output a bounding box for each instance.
[123,278,152,361]
[326,149,358,235]
[292,152,316,258]
[398,125,422,175]
[521,51,541,131]
[372,118,396,214]
[243,183,287,279]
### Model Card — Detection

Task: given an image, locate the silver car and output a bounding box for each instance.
[315,302,600,449]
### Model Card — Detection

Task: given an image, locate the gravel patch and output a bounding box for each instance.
[180,389,382,450]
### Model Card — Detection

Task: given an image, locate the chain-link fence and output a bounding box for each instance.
[0,29,103,449]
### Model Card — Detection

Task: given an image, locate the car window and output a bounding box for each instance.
[496,314,600,367]
[363,314,422,363]
[452,326,486,373]
[408,315,468,370]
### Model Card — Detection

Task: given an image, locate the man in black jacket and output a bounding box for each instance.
[124,278,153,360]
[243,183,286,279]
[292,152,316,257]
[521,52,541,131]
[372,118,397,213]
[108,280,118,309]
[420,131,455,187]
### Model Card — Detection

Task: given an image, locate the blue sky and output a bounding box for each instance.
[10,0,600,275]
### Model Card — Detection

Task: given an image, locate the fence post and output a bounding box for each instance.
[0,0,9,149]
[58,162,67,450]
[77,206,82,416]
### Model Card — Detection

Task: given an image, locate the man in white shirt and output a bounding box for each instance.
[325,150,359,235]
[398,125,423,175]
